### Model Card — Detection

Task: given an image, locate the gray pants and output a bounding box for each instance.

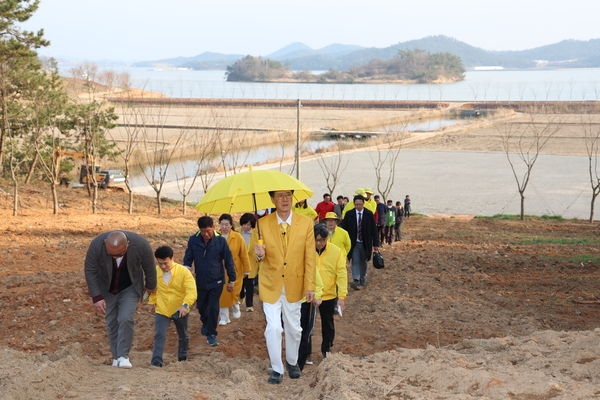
[151,313,189,366]
[350,243,368,282]
[104,285,139,359]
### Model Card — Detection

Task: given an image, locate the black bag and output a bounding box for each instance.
[372,251,384,269]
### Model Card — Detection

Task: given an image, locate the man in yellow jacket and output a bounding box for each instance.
[148,246,197,367]
[252,190,316,384]
[313,224,348,359]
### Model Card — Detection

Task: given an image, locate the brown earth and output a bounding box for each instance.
[1,184,599,399]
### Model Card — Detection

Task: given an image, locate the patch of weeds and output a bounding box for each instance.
[410,213,428,218]
[540,215,565,221]
[512,237,597,245]
[476,214,567,221]
[541,254,600,264]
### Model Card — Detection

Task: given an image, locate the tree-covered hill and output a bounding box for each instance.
[225,50,465,83]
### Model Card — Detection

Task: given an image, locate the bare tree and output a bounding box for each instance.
[110,74,149,213]
[582,115,600,222]
[173,119,216,215]
[137,101,186,214]
[497,109,561,220]
[369,120,409,201]
[315,138,349,195]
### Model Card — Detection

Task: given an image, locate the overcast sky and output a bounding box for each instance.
[24,0,600,62]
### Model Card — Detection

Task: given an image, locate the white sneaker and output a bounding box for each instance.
[218,319,230,326]
[232,303,241,319]
[112,359,118,367]
[117,356,132,369]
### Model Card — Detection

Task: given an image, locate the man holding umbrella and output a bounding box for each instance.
[252,190,316,384]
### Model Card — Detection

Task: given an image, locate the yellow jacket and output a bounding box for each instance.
[317,243,348,301]
[328,226,351,257]
[249,212,316,304]
[220,230,251,307]
[293,205,317,221]
[148,262,197,318]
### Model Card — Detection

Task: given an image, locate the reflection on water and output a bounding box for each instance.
[128,139,336,188]
[128,118,466,188]
[380,118,465,133]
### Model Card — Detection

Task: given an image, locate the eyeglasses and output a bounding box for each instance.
[275,193,292,200]
[107,250,127,258]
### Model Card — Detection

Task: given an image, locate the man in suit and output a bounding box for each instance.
[340,195,379,290]
[252,190,316,384]
[84,230,157,369]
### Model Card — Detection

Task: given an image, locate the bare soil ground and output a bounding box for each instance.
[1,184,599,399]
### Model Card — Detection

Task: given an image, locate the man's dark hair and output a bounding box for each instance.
[154,245,174,259]
[374,195,380,200]
[353,195,365,203]
[268,190,294,198]
[336,195,343,201]
[323,193,330,198]
[197,216,214,229]
[240,212,256,228]
[314,223,329,240]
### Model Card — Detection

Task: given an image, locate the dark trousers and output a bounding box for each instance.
[384,225,394,245]
[319,298,337,356]
[298,301,317,371]
[151,313,189,366]
[239,276,254,307]
[196,285,222,337]
[394,222,402,241]
[377,224,385,244]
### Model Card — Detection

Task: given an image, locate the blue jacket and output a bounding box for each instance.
[183,233,235,290]
[375,202,387,225]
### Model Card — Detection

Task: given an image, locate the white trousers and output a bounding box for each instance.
[219,307,230,323]
[263,288,302,374]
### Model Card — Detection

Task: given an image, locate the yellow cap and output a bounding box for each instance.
[324,212,339,220]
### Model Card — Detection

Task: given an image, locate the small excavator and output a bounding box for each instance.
[52,146,107,186]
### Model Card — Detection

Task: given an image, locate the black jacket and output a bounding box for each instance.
[340,208,379,261]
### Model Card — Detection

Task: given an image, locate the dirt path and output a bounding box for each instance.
[1,186,599,398]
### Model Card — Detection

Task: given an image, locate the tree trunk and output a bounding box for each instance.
[590,193,597,223]
[128,185,133,214]
[25,151,39,184]
[520,192,525,220]
[157,193,162,215]
[51,183,59,215]
[92,185,98,214]
[11,173,18,216]
[182,194,187,215]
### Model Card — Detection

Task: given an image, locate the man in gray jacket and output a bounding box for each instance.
[84,230,157,369]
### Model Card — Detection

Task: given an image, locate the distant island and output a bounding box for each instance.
[225,50,465,84]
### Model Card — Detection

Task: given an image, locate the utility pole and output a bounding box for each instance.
[296,99,301,180]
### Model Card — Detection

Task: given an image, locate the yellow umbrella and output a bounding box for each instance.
[196,166,313,215]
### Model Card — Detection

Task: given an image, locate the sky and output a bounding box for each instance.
[23,0,600,62]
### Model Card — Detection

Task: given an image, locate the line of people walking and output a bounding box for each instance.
[82,189,412,384]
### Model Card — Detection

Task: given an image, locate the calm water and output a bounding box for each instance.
[85,67,600,102]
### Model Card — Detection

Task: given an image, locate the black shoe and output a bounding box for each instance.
[178,356,187,362]
[350,281,361,290]
[286,362,302,379]
[151,362,163,367]
[268,371,283,384]
[359,278,366,287]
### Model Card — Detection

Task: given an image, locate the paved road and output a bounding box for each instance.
[133,149,595,220]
